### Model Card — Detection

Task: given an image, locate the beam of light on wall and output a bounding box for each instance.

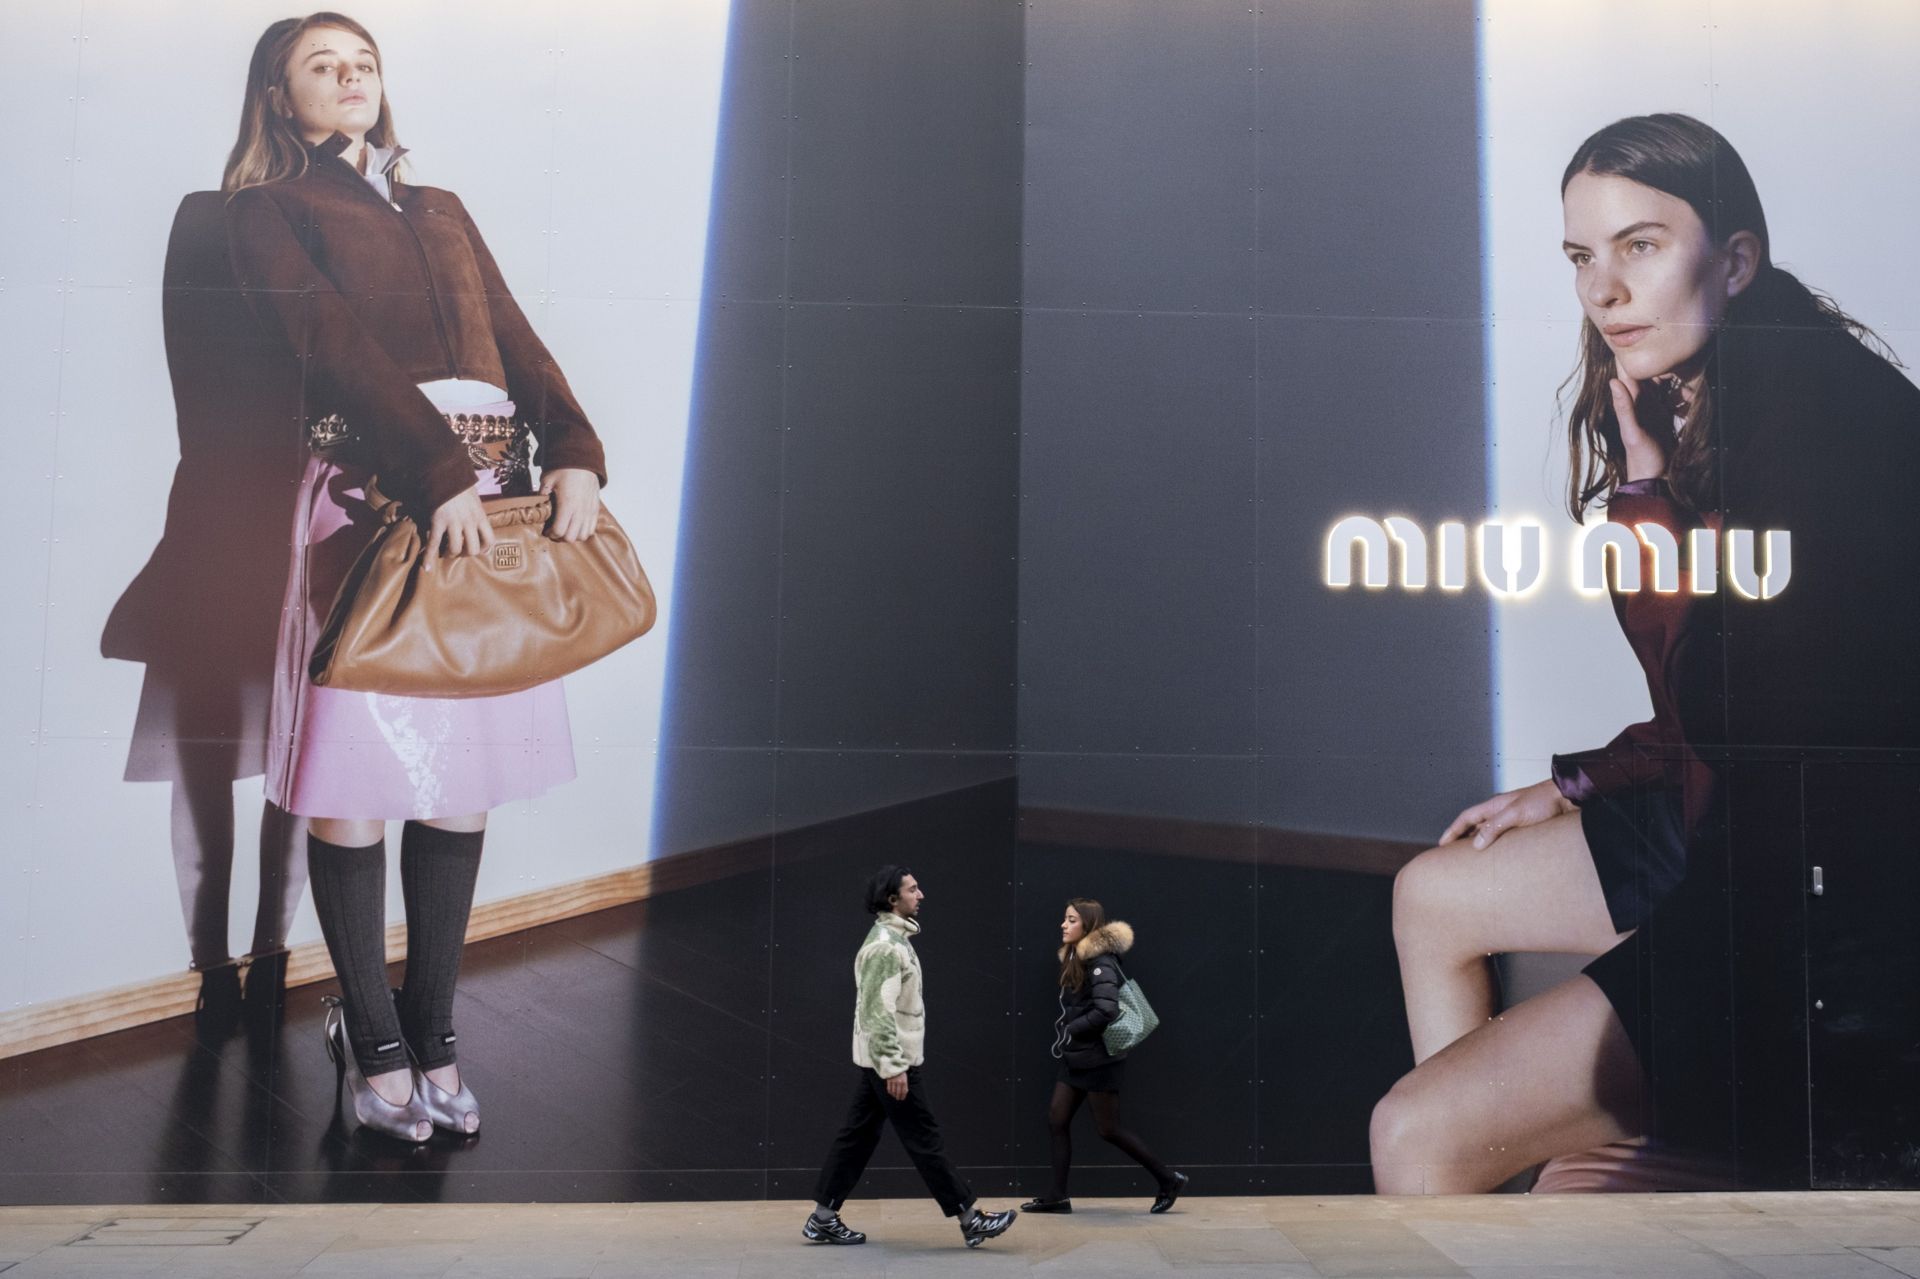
[630,5,732,863]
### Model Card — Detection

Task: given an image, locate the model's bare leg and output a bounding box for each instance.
[1392,811,1628,1064]
[1371,972,1645,1193]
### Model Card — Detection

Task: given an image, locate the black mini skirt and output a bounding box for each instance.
[1579,783,1689,935]
[1056,1057,1126,1093]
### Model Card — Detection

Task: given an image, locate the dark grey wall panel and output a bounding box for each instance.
[1020,752,1257,833]
[1022,0,1257,313]
[650,748,777,868]
[1018,311,1257,758]
[658,302,786,756]
[787,0,1025,307]
[1256,315,1491,839]
[1257,0,1484,321]
[658,0,1024,856]
[778,303,1019,753]
[1018,0,1490,838]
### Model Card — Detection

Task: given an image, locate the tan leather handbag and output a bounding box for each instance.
[309,484,655,698]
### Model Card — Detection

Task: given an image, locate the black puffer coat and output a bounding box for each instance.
[1051,921,1134,1069]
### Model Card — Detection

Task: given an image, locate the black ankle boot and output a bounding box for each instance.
[194,963,243,1042]
[241,949,290,1031]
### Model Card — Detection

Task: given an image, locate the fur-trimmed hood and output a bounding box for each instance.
[1059,920,1133,963]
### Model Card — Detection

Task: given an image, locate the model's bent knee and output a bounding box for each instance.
[1391,845,1463,951]
[1369,1079,1422,1167]
[1370,1075,1462,1194]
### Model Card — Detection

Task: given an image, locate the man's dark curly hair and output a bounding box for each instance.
[864,865,913,915]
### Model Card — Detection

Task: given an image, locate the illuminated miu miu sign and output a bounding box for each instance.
[1324,517,1792,599]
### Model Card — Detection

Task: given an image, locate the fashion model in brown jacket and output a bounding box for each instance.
[226,131,606,514]
[219,13,608,1147]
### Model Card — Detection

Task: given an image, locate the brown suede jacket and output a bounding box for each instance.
[225,131,607,511]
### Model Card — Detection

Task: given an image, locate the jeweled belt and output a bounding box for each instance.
[308,411,532,490]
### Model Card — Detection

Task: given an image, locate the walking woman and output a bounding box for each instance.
[222,13,607,1141]
[1372,113,1920,1192]
[1021,900,1186,1214]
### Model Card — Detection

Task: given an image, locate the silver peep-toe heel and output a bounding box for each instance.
[321,995,432,1143]
[390,988,480,1134]
[412,1058,480,1135]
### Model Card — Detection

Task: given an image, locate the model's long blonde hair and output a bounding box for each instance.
[222,12,402,194]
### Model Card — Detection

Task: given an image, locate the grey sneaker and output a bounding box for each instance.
[802,1212,866,1245]
[960,1207,1016,1248]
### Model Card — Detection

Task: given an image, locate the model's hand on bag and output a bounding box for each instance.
[883,1071,908,1101]
[424,486,494,571]
[1439,778,1575,850]
[542,467,601,542]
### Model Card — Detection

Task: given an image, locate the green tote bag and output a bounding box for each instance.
[1102,976,1160,1056]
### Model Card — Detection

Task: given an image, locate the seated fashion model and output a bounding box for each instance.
[1373,113,1919,1192]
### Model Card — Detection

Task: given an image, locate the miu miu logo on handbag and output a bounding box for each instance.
[490,543,522,571]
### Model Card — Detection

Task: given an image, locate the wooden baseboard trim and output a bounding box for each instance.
[2,783,1399,1060]
[0,778,1019,1062]
[1017,806,1423,878]
[0,831,773,1063]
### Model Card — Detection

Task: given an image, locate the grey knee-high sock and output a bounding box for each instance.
[306,834,406,1077]
[396,822,484,1071]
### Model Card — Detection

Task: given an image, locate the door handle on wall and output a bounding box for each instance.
[1810,865,1824,896]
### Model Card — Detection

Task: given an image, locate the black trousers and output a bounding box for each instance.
[812,1066,973,1218]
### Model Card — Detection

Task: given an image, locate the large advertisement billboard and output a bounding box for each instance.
[1,0,1914,1202]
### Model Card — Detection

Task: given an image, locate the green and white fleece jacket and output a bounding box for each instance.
[851,912,925,1078]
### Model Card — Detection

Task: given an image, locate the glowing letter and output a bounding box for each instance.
[1478,521,1544,596]
[1437,522,1468,591]
[1726,529,1792,600]
[1326,516,1390,588]
[1688,527,1718,595]
[1383,517,1428,589]
[1579,524,1641,594]
[1633,523,1680,593]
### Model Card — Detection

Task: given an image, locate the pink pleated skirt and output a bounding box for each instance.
[264,396,576,820]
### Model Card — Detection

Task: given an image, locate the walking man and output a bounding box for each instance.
[803,866,1016,1248]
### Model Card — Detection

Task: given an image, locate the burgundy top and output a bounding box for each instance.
[1551,477,1720,822]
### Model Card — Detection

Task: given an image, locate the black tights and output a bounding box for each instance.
[1047,1082,1172,1199]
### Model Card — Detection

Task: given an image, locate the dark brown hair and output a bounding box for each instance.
[1057,898,1106,992]
[1559,113,1885,521]
[865,865,913,915]
[223,13,402,194]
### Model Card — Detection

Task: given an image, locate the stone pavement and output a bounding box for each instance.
[5,1193,1920,1277]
